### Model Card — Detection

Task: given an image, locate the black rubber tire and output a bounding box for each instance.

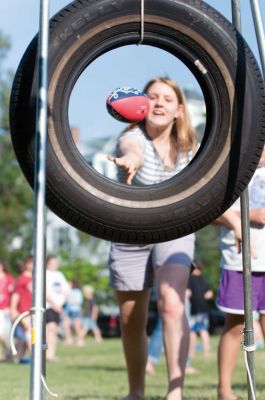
[9,0,265,244]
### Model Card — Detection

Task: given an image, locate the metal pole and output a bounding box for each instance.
[231,1,256,398]
[231,0,241,28]
[30,0,50,399]
[240,190,256,400]
[249,0,265,78]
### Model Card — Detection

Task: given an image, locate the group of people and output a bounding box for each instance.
[107,76,265,400]
[0,254,102,363]
[63,280,102,347]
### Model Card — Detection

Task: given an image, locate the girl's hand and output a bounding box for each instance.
[108,154,142,185]
[108,136,144,185]
[52,304,63,313]
[232,218,257,259]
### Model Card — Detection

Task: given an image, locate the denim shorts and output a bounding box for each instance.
[82,317,97,331]
[65,308,81,320]
[109,234,195,290]
[14,323,30,341]
[189,313,209,332]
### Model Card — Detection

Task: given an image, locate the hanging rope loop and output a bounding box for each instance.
[138,0,145,44]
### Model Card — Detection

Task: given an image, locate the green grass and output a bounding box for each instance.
[1,336,265,399]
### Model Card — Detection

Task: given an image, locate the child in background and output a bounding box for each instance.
[0,259,14,361]
[187,260,213,359]
[10,255,33,363]
[215,145,265,400]
[81,285,102,343]
[46,255,69,362]
[63,280,84,346]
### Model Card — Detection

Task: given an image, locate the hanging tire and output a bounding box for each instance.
[9,0,265,244]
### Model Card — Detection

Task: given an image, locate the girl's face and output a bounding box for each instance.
[145,81,182,130]
[47,257,58,270]
[25,258,33,272]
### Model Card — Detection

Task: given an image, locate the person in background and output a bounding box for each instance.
[186,259,213,373]
[81,285,102,343]
[63,280,84,347]
[215,145,265,400]
[0,259,14,361]
[46,255,69,362]
[108,77,198,400]
[253,311,265,350]
[145,316,163,374]
[10,255,33,363]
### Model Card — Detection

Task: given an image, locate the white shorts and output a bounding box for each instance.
[0,309,12,345]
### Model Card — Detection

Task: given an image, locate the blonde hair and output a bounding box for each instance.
[124,77,197,154]
[83,285,94,297]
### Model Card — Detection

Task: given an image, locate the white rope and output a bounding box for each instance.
[41,374,58,398]
[243,344,256,352]
[10,310,31,355]
[9,307,58,397]
[242,338,256,400]
[138,0,144,44]
[10,307,46,355]
[244,347,256,400]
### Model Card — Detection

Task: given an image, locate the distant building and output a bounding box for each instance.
[184,86,206,141]
[46,211,110,264]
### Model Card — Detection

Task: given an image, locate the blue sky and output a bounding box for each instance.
[1,1,265,142]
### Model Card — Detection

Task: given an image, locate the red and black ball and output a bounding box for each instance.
[106,87,150,123]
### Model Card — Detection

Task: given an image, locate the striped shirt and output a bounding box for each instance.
[116,126,194,185]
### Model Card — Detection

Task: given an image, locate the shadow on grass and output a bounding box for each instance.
[66,364,125,372]
[184,396,219,400]
[184,381,265,398]
[256,384,265,390]
[64,397,164,400]
[185,382,217,389]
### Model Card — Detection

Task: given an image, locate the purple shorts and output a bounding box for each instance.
[217,269,265,314]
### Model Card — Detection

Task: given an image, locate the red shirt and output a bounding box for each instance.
[0,274,14,309]
[13,272,32,313]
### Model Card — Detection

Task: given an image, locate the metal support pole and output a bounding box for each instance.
[240,189,256,400]
[30,1,50,399]
[231,0,257,398]
[249,0,265,78]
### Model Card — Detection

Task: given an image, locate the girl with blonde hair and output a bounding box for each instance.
[108,77,198,400]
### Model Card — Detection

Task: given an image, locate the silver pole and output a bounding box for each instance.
[240,189,256,400]
[30,0,50,399]
[249,0,265,78]
[231,0,241,27]
[231,1,256,398]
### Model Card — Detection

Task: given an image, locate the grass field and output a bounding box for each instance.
[1,335,264,399]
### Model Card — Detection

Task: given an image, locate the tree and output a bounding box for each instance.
[0,31,34,270]
[195,224,221,295]
[59,255,114,305]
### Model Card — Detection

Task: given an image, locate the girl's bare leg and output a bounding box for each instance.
[116,290,150,400]
[217,314,243,400]
[156,264,190,400]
